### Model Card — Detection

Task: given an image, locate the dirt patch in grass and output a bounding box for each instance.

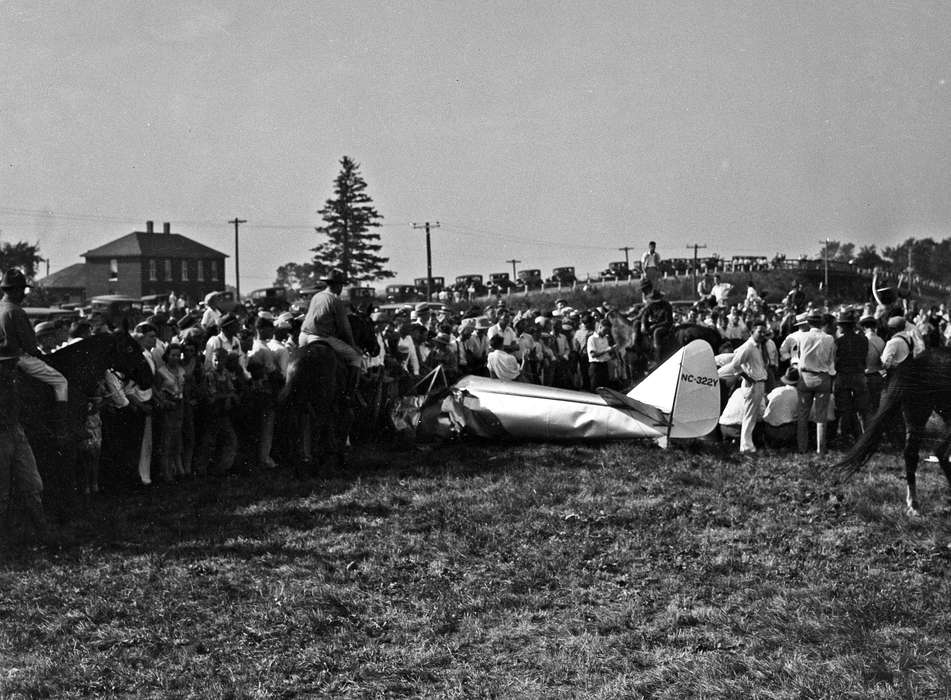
[3,441,951,696]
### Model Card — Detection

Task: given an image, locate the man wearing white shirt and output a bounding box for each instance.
[762,367,800,447]
[723,321,769,453]
[796,312,836,454]
[641,241,661,285]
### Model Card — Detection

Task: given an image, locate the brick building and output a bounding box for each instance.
[72,221,227,303]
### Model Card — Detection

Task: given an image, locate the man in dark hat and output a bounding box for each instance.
[833,310,869,444]
[638,287,674,366]
[0,269,69,436]
[299,268,364,398]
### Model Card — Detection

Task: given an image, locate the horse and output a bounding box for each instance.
[608,312,724,384]
[834,347,951,515]
[279,313,380,476]
[17,332,154,518]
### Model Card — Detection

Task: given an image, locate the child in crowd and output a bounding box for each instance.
[195,347,239,476]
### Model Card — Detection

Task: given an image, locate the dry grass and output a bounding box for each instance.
[3,440,951,698]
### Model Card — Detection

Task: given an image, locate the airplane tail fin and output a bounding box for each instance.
[627,340,720,439]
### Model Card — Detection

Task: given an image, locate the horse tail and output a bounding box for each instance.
[833,377,904,479]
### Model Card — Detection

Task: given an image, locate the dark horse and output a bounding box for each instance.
[17,332,154,517]
[280,313,380,476]
[611,312,724,382]
[834,347,951,515]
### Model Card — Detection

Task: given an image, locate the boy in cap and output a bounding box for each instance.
[0,269,69,436]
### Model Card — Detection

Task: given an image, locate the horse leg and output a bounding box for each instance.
[933,421,951,508]
[902,402,931,515]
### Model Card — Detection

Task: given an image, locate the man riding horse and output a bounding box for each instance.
[638,288,674,366]
[0,269,69,437]
[298,268,363,399]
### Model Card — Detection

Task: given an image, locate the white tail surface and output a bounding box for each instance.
[628,340,720,438]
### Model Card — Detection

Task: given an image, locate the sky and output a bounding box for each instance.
[2,0,951,290]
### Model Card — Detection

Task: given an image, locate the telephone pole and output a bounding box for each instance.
[229,218,247,298]
[818,237,830,292]
[686,243,707,288]
[412,221,440,300]
[506,258,521,281]
[618,246,635,270]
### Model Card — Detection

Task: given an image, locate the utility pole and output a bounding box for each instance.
[618,246,635,270]
[685,243,707,288]
[818,237,829,292]
[44,257,50,278]
[412,221,440,300]
[506,258,521,282]
[229,218,247,298]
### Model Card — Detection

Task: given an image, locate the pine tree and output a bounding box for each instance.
[311,156,394,283]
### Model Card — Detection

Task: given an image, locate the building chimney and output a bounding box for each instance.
[146,220,154,234]
[163,222,171,235]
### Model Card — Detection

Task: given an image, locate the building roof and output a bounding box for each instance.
[82,231,228,259]
[36,262,88,289]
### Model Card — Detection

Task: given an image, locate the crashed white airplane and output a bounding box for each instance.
[415,339,720,442]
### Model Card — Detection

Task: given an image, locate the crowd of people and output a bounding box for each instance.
[1,260,947,547]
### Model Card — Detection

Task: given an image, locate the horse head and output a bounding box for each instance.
[110,331,153,389]
[349,312,380,357]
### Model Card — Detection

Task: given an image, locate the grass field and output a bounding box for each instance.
[3,439,951,698]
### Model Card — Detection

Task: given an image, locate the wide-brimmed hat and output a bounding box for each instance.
[321,268,348,285]
[835,310,856,325]
[0,269,28,289]
[806,311,823,324]
[780,366,800,385]
[218,312,239,329]
[859,313,877,326]
[474,316,492,330]
[431,332,452,345]
[794,313,809,327]
[203,291,220,305]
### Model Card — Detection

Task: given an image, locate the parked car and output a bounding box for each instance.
[89,295,144,329]
[384,284,423,303]
[414,276,445,296]
[454,274,487,297]
[546,266,577,287]
[345,286,377,306]
[248,286,290,311]
[488,272,516,292]
[516,269,543,290]
[599,261,632,281]
[23,307,81,326]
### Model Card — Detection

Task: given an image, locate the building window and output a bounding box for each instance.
[211,260,219,281]
[181,260,189,281]
[108,259,118,282]
[197,260,205,282]
[164,258,172,280]
[149,259,157,281]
